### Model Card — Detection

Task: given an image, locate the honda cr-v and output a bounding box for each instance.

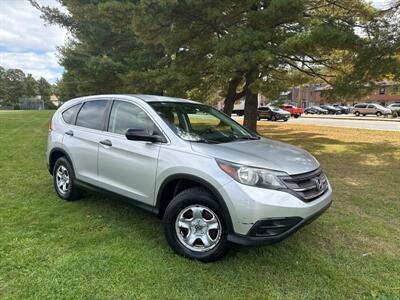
[47,95,332,261]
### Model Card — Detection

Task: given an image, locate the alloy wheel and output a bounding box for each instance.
[56,165,70,194]
[175,205,222,252]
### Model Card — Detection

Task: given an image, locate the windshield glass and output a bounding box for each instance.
[269,106,280,112]
[149,102,259,143]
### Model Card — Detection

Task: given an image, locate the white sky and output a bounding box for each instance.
[0,0,393,84]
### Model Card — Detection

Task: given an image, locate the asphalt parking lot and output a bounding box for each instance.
[273,116,400,131]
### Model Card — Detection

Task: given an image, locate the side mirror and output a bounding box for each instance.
[125,128,166,143]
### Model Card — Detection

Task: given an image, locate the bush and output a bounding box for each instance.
[392,111,398,118]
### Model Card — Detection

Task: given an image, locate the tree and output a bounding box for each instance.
[31,0,166,99]
[0,66,6,100]
[37,77,51,101]
[4,69,25,103]
[133,0,400,131]
[24,74,38,98]
[33,0,400,131]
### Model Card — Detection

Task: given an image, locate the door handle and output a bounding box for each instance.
[65,130,74,136]
[100,139,112,147]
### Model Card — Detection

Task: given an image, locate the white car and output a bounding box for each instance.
[388,103,400,113]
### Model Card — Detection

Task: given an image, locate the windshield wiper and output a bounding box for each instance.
[194,138,221,144]
[232,136,260,141]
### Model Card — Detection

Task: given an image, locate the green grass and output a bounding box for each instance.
[1,111,399,299]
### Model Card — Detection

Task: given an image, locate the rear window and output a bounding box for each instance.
[76,100,108,130]
[62,104,80,124]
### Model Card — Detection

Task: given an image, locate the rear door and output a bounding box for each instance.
[62,99,109,185]
[97,100,163,205]
[367,104,375,114]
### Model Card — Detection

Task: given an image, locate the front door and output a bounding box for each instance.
[98,100,162,205]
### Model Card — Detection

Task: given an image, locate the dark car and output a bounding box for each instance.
[333,105,351,114]
[258,106,291,121]
[304,106,328,115]
[319,105,342,115]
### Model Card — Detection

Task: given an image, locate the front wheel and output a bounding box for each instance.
[376,111,382,117]
[163,187,229,262]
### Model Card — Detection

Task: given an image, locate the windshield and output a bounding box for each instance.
[269,106,280,112]
[149,102,259,143]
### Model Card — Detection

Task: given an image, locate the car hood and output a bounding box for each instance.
[191,138,320,175]
[276,109,290,115]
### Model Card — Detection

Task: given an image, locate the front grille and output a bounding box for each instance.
[280,168,328,202]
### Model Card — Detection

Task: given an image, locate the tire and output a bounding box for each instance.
[53,157,82,201]
[354,111,360,116]
[363,114,366,116]
[163,187,229,262]
[271,115,277,121]
[376,111,382,117]
[294,114,300,118]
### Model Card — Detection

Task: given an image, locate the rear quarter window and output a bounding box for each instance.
[62,104,81,124]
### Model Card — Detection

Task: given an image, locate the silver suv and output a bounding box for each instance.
[47,95,332,261]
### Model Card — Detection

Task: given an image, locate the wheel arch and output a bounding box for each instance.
[156,174,234,233]
[48,147,74,175]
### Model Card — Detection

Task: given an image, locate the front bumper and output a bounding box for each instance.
[227,200,331,246]
[218,178,333,246]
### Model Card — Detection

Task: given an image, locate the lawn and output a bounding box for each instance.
[1,110,399,299]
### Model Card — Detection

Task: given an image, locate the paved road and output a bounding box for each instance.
[283,117,400,131]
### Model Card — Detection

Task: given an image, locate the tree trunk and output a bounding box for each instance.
[223,76,242,115]
[243,71,258,132]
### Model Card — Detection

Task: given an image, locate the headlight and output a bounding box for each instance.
[216,159,287,189]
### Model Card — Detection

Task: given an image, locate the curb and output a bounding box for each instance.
[301,115,400,122]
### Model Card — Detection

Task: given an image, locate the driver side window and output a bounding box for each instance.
[108,101,156,135]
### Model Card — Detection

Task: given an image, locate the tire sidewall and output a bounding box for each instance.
[53,157,75,200]
[163,190,229,262]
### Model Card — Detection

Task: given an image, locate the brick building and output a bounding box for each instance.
[290,81,400,107]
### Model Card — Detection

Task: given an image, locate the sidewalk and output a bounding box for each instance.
[302,114,400,122]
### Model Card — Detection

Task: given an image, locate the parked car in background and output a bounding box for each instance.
[258,106,290,121]
[319,105,342,115]
[304,106,328,115]
[280,104,303,118]
[333,105,351,114]
[47,94,332,261]
[388,103,400,113]
[351,103,391,116]
[232,108,244,116]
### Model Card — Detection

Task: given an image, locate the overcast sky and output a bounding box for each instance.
[0,0,392,84]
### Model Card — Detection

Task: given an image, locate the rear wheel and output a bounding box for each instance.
[163,187,229,262]
[53,157,82,201]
